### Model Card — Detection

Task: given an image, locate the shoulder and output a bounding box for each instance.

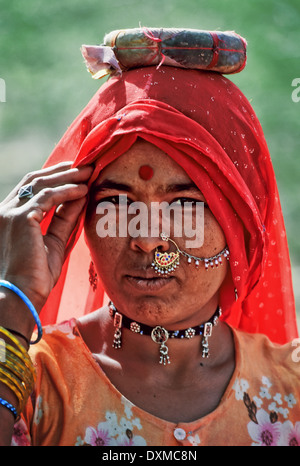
[231,327,300,418]
[233,327,300,376]
[229,328,300,445]
[28,318,82,367]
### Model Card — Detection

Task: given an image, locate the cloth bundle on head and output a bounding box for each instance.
[39,62,297,345]
[80,27,247,78]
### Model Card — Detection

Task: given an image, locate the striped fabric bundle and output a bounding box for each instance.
[81,27,247,79]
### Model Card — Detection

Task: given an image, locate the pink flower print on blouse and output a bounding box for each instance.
[11,420,31,446]
[279,421,300,446]
[116,433,147,446]
[247,409,282,446]
[84,423,117,446]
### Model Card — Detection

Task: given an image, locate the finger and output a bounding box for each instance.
[3,162,93,206]
[22,165,92,196]
[25,183,89,223]
[2,162,74,203]
[9,165,93,208]
[45,196,87,252]
[18,161,75,189]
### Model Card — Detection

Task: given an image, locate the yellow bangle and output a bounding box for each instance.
[5,343,36,379]
[0,366,26,395]
[0,327,36,415]
[0,327,29,358]
[0,365,33,415]
[0,357,33,389]
[0,375,24,414]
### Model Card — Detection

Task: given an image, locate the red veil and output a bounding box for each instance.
[40,66,297,345]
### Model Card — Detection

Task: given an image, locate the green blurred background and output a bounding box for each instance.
[0,0,299,320]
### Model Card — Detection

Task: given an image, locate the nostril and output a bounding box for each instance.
[129,235,170,254]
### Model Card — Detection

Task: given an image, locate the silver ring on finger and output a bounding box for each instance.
[18,184,34,200]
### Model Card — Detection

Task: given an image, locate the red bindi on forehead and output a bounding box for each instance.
[138,165,154,181]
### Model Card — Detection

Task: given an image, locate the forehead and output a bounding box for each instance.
[96,139,192,185]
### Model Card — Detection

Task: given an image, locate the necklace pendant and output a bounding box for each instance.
[202,336,209,358]
[151,326,170,365]
[201,322,212,358]
[113,329,122,349]
[112,312,123,349]
[159,341,170,365]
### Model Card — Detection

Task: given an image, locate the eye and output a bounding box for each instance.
[171,198,208,208]
[97,194,133,206]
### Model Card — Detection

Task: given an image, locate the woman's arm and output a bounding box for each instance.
[0,162,92,445]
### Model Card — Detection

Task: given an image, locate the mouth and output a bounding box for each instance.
[125,273,176,292]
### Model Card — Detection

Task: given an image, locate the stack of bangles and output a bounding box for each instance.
[0,328,36,420]
[0,280,42,421]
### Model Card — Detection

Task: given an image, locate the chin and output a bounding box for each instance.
[115,293,174,324]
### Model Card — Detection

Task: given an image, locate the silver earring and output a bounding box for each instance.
[89,261,98,291]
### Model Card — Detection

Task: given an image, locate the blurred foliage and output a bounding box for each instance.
[0,0,299,270]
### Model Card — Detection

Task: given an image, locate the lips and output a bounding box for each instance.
[125,273,175,292]
[129,271,169,279]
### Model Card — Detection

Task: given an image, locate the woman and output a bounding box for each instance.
[0,55,299,446]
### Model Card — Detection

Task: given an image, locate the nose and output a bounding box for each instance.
[129,234,170,255]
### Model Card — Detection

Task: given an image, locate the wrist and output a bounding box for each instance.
[0,280,43,344]
[0,288,38,346]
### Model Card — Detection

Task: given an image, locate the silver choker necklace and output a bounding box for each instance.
[109,302,222,365]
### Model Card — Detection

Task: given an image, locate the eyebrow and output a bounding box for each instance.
[166,182,200,193]
[93,179,200,194]
[93,179,133,193]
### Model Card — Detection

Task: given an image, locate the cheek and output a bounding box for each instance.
[203,213,226,253]
[181,253,229,308]
[85,232,127,299]
[84,214,113,264]
[86,232,120,269]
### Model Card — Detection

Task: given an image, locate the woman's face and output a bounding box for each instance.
[84,140,228,328]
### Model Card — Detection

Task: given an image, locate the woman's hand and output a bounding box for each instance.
[0,162,93,317]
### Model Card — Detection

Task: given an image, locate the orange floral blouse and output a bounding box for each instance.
[11,319,300,446]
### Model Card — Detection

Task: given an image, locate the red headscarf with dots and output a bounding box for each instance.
[40,66,297,344]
